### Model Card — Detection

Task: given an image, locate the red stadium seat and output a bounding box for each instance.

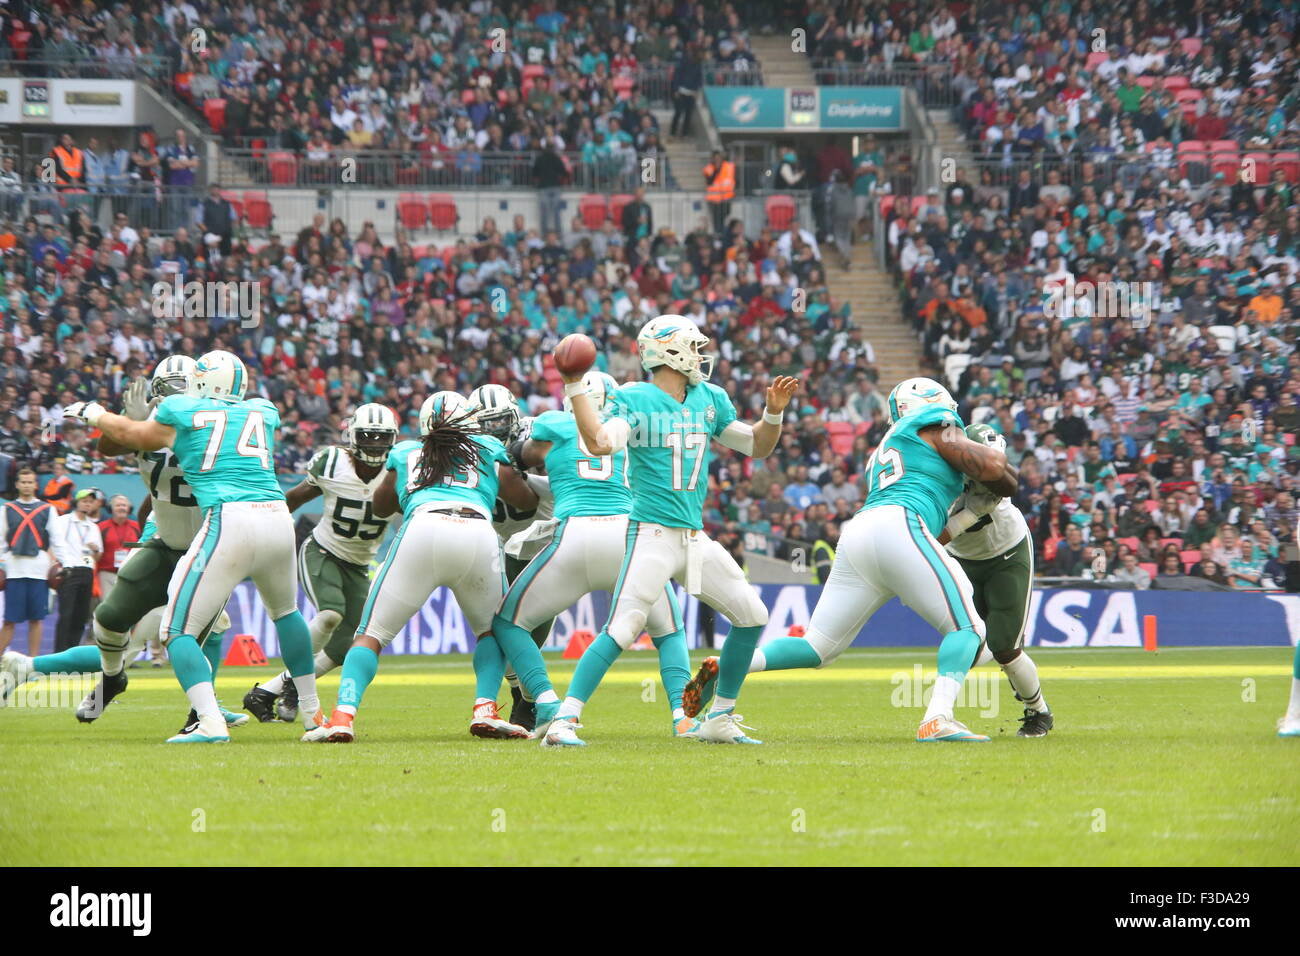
[1139,562,1158,580]
[10,30,30,60]
[523,64,546,82]
[765,194,797,231]
[1207,140,1238,154]
[579,194,608,229]
[1210,151,1240,181]
[825,422,855,457]
[1272,151,1300,183]
[243,191,273,229]
[608,193,634,229]
[220,190,244,224]
[428,194,458,230]
[1180,37,1202,57]
[1164,75,1189,92]
[1118,537,1140,553]
[203,97,227,134]
[1242,152,1271,184]
[267,152,298,185]
[373,37,389,54]
[1085,51,1109,71]
[1180,550,1202,566]
[397,193,429,230]
[910,195,928,215]
[613,75,635,100]
[1136,76,1155,89]
[878,194,896,221]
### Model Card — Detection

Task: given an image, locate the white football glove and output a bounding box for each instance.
[62,401,107,426]
[121,377,153,421]
[966,488,1002,517]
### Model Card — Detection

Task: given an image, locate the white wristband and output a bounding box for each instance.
[762,409,783,426]
[563,381,585,398]
[944,509,979,539]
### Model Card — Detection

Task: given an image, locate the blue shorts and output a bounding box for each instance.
[3,577,50,624]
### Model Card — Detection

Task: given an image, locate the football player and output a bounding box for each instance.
[303,391,539,743]
[243,403,399,723]
[63,350,321,743]
[553,314,798,746]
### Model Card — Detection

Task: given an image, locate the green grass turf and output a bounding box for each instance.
[1,646,1296,866]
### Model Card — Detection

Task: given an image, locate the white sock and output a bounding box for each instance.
[537,689,559,705]
[95,621,129,676]
[474,696,495,708]
[924,675,962,722]
[1003,653,1047,713]
[1287,678,1300,721]
[292,674,319,720]
[749,649,767,673]
[261,671,288,695]
[710,695,736,715]
[186,681,222,722]
[313,651,337,678]
[672,706,685,720]
[556,696,584,720]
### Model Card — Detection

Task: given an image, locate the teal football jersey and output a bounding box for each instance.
[862,404,966,535]
[531,410,631,519]
[388,434,511,518]
[607,381,737,530]
[154,395,283,512]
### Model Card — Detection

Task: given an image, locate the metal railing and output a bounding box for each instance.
[808,59,958,108]
[949,147,1299,191]
[701,61,765,87]
[214,147,689,192]
[0,184,209,234]
[0,54,173,81]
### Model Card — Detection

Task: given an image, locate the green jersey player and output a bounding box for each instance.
[944,423,1052,737]
[242,403,400,724]
[303,391,539,743]
[555,315,799,746]
[489,371,696,741]
[62,350,321,744]
[685,378,1019,743]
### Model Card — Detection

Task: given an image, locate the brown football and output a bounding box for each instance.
[554,333,597,377]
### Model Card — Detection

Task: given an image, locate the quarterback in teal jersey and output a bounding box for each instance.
[555,315,799,746]
[303,390,540,743]
[686,377,1019,743]
[63,350,322,744]
[489,370,696,743]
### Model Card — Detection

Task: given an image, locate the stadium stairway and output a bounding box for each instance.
[927,108,977,188]
[825,239,926,389]
[751,34,817,87]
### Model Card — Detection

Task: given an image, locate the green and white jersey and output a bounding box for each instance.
[492,478,554,542]
[531,410,631,519]
[154,395,283,512]
[945,493,1030,561]
[306,445,393,567]
[136,443,201,550]
[607,381,737,530]
[863,404,966,536]
[388,434,511,520]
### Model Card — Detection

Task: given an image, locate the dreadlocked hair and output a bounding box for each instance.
[414,406,482,489]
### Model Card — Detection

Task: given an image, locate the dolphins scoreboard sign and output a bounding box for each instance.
[48,583,1284,662]
[705,87,904,132]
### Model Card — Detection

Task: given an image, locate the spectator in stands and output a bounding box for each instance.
[1113,550,1152,590]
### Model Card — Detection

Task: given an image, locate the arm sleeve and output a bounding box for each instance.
[716,421,755,455]
[711,388,738,438]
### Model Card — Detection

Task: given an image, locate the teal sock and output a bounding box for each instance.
[652,629,690,713]
[756,636,822,671]
[1293,640,1300,680]
[492,614,553,701]
[566,631,622,702]
[716,624,764,700]
[201,631,223,680]
[168,635,212,692]
[472,633,508,700]
[337,645,379,712]
[32,645,103,675]
[936,627,982,683]
[274,611,313,677]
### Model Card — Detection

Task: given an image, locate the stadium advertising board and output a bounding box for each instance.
[705,86,904,132]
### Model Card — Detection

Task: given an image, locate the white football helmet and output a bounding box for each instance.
[966,422,1007,452]
[418,391,477,437]
[150,355,199,399]
[562,370,619,414]
[887,377,958,423]
[467,383,522,442]
[348,403,400,465]
[193,350,248,400]
[637,314,714,385]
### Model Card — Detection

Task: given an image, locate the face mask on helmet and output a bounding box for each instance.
[352,429,396,465]
[151,373,190,399]
[475,408,519,442]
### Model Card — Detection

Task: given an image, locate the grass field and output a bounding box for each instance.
[1,646,1296,866]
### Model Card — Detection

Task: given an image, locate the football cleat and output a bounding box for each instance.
[470,701,530,739]
[242,683,280,723]
[916,716,990,742]
[673,716,701,738]
[540,715,586,747]
[696,709,761,744]
[302,713,354,743]
[220,703,249,728]
[276,677,299,723]
[167,715,230,744]
[682,655,718,719]
[0,651,35,706]
[301,707,326,731]
[1017,707,1053,738]
[529,700,562,740]
[74,670,129,722]
[1278,715,1300,738]
[509,685,537,732]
